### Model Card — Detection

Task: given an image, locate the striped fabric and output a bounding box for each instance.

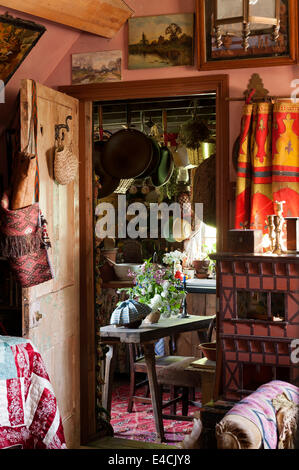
[235,101,299,233]
[226,380,299,449]
[31,80,40,203]
[110,300,152,326]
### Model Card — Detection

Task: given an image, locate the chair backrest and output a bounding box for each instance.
[129,343,144,363]
[207,317,216,343]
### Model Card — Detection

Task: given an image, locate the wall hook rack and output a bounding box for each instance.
[55,115,72,141]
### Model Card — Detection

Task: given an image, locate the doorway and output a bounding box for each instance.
[59,74,229,445]
[93,93,218,444]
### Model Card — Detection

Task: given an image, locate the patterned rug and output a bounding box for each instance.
[110,383,201,445]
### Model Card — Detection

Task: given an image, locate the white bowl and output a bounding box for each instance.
[113,263,142,281]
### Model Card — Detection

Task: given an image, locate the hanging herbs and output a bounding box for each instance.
[178,100,211,150]
[159,167,178,200]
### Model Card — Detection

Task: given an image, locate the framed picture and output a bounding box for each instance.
[128,13,194,69]
[72,50,122,85]
[196,0,298,70]
[0,13,46,85]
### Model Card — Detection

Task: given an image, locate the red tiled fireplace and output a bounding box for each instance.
[211,253,299,401]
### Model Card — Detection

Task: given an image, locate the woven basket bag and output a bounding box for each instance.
[54,144,78,185]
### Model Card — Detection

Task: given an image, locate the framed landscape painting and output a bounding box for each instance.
[196,0,298,70]
[72,50,122,85]
[128,13,194,69]
[0,13,45,85]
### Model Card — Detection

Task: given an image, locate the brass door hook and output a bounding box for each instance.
[55,115,72,141]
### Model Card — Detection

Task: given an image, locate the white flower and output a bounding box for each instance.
[163,250,186,265]
[150,294,163,311]
[162,280,170,291]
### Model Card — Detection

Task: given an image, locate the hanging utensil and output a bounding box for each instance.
[150,110,174,188]
[162,109,168,147]
[145,115,155,129]
[94,104,120,198]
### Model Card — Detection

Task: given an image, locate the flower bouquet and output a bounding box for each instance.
[122,258,186,319]
[162,250,186,267]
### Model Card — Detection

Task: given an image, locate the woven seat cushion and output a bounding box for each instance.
[136,355,200,387]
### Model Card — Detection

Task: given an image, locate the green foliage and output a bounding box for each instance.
[120,258,186,318]
[159,167,178,200]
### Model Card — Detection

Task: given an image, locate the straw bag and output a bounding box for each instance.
[54,142,78,185]
[0,81,54,288]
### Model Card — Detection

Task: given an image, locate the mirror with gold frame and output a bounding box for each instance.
[196,0,298,70]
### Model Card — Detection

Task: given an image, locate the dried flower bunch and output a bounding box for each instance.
[178,116,210,150]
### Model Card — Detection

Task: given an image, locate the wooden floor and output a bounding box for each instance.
[81,437,178,449]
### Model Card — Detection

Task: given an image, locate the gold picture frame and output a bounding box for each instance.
[128,13,194,69]
[0,12,46,85]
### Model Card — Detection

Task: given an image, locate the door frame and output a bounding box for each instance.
[59,74,230,444]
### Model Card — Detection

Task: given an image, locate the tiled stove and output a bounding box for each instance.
[211,253,299,401]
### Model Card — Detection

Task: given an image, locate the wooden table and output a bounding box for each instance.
[100,314,215,443]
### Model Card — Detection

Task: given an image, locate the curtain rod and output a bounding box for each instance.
[226,96,294,102]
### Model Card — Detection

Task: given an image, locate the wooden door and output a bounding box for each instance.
[20,80,80,449]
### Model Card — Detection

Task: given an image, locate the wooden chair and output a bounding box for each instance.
[127,317,216,419]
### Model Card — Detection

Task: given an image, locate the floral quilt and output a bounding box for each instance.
[0,336,66,449]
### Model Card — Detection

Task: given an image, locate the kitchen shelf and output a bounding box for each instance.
[102,281,134,289]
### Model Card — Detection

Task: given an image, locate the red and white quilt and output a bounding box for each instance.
[0,336,66,449]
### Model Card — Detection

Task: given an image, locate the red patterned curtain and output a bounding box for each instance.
[235,101,299,233]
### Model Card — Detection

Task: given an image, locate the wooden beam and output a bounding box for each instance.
[78,100,97,444]
[0,0,133,38]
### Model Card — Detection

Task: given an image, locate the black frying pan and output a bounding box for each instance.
[101,128,153,179]
[94,140,120,199]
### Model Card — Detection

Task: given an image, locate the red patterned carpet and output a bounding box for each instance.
[110,383,201,445]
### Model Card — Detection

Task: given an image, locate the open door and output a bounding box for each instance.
[20,80,80,448]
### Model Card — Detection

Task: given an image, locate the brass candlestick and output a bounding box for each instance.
[272,201,286,255]
[273,215,285,255]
